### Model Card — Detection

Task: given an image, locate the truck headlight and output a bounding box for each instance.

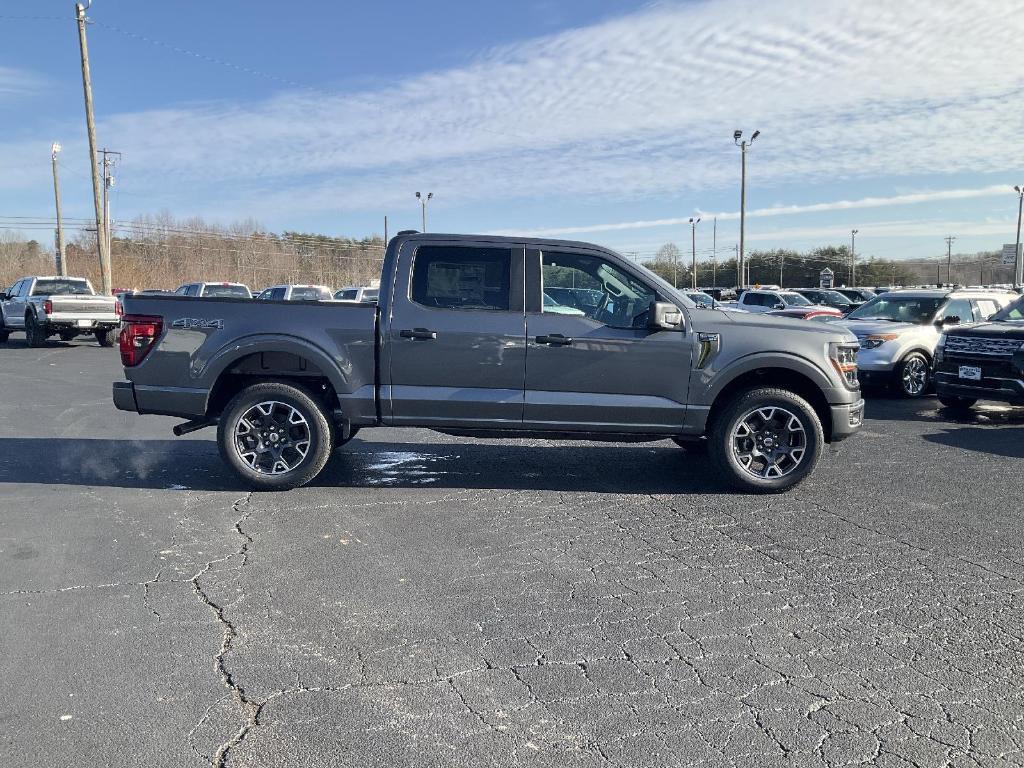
[860,333,899,350]
[829,342,860,389]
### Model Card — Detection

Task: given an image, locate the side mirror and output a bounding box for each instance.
[774,302,786,310]
[938,315,961,327]
[0,293,7,301]
[649,301,684,330]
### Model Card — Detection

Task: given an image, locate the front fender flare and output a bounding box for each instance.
[696,351,836,406]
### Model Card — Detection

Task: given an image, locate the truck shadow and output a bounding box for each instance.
[0,437,733,494]
[921,426,1024,459]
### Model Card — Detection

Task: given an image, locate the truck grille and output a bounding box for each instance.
[945,335,1023,357]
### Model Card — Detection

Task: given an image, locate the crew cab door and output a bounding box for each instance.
[5,279,28,327]
[385,241,526,427]
[523,247,693,433]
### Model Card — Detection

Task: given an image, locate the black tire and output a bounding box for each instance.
[94,328,115,347]
[25,314,47,348]
[938,395,977,411]
[707,387,824,493]
[671,436,708,454]
[0,313,8,344]
[894,352,930,398]
[217,381,333,491]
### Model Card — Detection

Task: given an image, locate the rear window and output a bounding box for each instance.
[32,279,93,296]
[362,288,379,301]
[290,287,327,301]
[201,284,250,299]
[336,289,359,300]
[411,246,511,311]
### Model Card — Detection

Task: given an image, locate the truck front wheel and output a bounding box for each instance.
[25,314,47,348]
[217,382,333,491]
[708,387,824,493]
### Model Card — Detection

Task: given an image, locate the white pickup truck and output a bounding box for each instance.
[0,276,120,347]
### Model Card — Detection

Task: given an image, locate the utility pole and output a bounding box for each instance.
[733,129,759,286]
[1014,185,1023,290]
[688,217,700,290]
[945,235,956,285]
[850,229,859,287]
[76,1,111,295]
[100,148,120,264]
[734,244,740,287]
[778,252,785,287]
[384,214,388,246]
[415,191,433,232]
[712,217,717,288]
[51,142,67,276]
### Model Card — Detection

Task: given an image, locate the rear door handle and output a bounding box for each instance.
[399,328,437,340]
[535,334,573,346]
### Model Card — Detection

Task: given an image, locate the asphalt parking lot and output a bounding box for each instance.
[2,340,1023,768]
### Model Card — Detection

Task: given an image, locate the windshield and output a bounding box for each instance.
[824,290,852,305]
[781,292,811,306]
[991,296,1024,322]
[202,284,251,298]
[848,295,944,322]
[31,279,93,296]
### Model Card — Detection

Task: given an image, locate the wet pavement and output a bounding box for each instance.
[2,341,1023,767]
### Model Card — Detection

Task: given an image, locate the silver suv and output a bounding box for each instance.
[834,288,1015,396]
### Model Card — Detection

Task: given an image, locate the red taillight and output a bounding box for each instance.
[115,299,123,317]
[43,299,53,315]
[119,314,163,367]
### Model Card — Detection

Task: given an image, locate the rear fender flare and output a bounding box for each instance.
[199,334,350,398]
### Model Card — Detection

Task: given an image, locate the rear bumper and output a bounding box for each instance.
[112,381,207,417]
[829,398,866,442]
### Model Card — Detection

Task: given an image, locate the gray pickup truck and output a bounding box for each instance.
[1,276,120,347]
[113,232,864,492]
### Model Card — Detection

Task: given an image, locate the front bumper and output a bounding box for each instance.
[829,398,866,441]
[934,372,1024,405]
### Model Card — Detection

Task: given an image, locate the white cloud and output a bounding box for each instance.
[1,0,1023,223]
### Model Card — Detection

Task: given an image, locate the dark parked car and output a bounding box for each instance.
[835,288,877,304]
[934,295,1024,411]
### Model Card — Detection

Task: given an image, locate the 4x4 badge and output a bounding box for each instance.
[171,317,224,330]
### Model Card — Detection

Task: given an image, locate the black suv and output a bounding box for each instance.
[934,295,1024,410]
[794,288,857,313]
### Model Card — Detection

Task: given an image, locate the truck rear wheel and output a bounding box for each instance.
[0,313,8,344]
[25,314,47,348]
[217,382,333,491]
[708,387,823,493]
[94,328,115,347]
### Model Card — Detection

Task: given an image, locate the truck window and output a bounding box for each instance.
[540,251,655,329]
[202,284,250,299]
[940,298,972,324]
[411,246,511,311]
[31,279,92,296]
[270,287,287,301]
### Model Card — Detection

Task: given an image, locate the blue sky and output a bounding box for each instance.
[1,0,1022,263]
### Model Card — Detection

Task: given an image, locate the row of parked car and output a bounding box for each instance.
[162,282,380,303]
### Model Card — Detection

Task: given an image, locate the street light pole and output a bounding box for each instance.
[850,229,858,287]
[734,129,759,287]
[1014,185,1023,290]
[51,143,67,276]
[945,235,956,285]
[689,217,700,290]
[712,217,717,288]
[415,191,433,232]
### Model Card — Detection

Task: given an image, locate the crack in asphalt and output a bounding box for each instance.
[188,491,257,768]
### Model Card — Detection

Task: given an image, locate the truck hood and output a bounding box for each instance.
[707,308,858,342]
[946,321,1024,341]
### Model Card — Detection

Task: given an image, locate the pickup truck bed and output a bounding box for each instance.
[114,232,864,493]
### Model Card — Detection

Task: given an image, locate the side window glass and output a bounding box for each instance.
[540,251,655,329]
[941,298,972,324]
[411,246,511,311]
[975,300,998,320]
[9,280,22,297]
[175,285,188,295]
[271,287,287,301]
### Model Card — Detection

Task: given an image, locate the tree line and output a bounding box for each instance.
[642,243,1018,289]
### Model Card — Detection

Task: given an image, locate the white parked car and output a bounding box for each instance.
[175,282,252,299]
[334,286,379,303]
[833,288,1015,397]
[256,284,333,301]
[729,289,814,314]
